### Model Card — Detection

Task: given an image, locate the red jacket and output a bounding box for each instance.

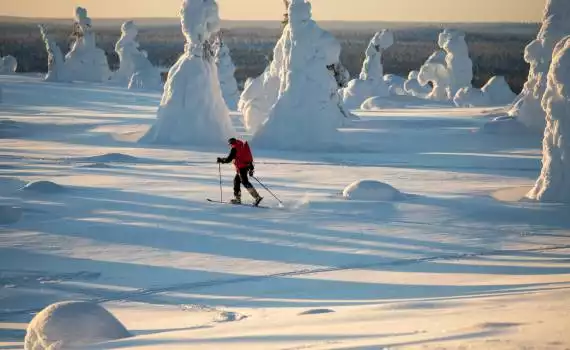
[224,139,253,171]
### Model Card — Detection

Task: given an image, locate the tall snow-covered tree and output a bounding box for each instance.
[527,36,570,203]
[508,0,570,132]
[140,0,234,145]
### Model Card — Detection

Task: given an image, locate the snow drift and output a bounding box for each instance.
[63,7,112,83]
[140,0,234,146]
[252,0,344,150]
[24,301,131,349]
[509,0,570,132]
[0,55,18,74]
[341,30,394,109]
[527,35,570,203]
[342,180,404,201]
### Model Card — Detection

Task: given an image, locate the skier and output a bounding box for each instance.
[217,138,263,206]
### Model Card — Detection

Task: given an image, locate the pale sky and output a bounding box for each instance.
[1,0,545,22]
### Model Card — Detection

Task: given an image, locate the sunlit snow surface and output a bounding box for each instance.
[1,74,569,349]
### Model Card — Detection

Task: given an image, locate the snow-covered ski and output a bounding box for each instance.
[206,198,269,209]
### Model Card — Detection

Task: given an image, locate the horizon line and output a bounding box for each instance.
[0,14,540,25]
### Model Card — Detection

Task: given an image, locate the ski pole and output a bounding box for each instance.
[218,163,223,202]
[252,175,284,206]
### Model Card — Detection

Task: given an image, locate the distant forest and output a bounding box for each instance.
[0,20,537,93]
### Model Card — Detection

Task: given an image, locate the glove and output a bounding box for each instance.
[248,166,255,177]
[216,157,223,164]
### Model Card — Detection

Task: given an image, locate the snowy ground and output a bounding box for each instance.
[1,75,569,349]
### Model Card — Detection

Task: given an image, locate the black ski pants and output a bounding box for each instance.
[234,167,253,196]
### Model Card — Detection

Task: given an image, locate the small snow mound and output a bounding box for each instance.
[214,311,248,323]
[82,153,140,163]
[21,181,66,194]
[24,301,130,350]
[0,205,22,225]
[342,180,404,201]
[298,308,335,315]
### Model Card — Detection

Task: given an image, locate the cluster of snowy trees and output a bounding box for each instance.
[12,0,570,203]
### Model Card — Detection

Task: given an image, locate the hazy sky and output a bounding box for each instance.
[1,0,545,22]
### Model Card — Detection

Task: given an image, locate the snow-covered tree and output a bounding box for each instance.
[140,0,234,145]
[214,35,240,110]
[113,21,162,90]
[508,0,570,132]
[252,0,344,150]
[417,51,450,101]
[341,30,394,109]
[38,25,68,82]
[64,7,112,83]
[527,36,570,203]
[440,29,473,97]
[0,55,17,74]
[418,29,473,101]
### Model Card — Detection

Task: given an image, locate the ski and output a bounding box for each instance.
[206,198,269,209]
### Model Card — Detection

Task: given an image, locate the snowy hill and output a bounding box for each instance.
[1,74,569,349]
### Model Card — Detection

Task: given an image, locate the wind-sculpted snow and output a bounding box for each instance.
[341,30,394,109]
[140,0,234,146]
[63,7,112,83]
[528,36,570,203]
[252,0,344,150]
[0,55,18,74]
[214,37,240,110]
[509,0,570,132]
[24,301,130,350]
[113,21,161,90]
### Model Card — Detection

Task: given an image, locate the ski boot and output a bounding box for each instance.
[247,188,264,207]
[230,192,241,205]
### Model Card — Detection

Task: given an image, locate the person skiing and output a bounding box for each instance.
[217,138,263,206]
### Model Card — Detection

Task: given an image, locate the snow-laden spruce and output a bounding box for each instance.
[238,31,287,133]
[39,25,69,82]
[140,0,234,146]
[527,36,570,203]
[113,21,162,90]
[63,7,112,83]
[24,301,130,349]
[418,29,473,101]
[0,55,17,74]
[214,36,240,110]
[341,30,394,109]
[252,0,344,150]
[509,0,570,132]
